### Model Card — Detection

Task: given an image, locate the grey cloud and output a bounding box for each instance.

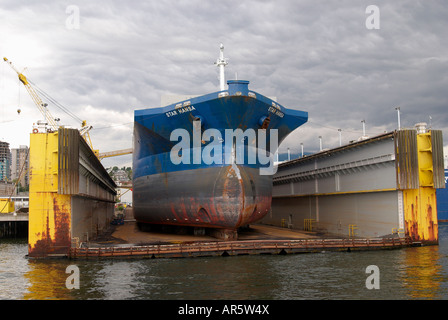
[1,0,447,156]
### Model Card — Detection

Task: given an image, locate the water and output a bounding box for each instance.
[1,223,448,301]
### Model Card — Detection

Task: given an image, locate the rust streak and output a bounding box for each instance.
[52,197,70,254]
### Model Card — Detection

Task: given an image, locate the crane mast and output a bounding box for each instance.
[3,57,96,151]
[3,57,59,131]
[3,57,131,160]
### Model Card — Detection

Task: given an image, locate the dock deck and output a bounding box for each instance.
[69,208,418,259]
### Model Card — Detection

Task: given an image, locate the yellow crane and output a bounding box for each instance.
[3,57,97,153]
[3,57,59,131]
[79,120,99,156]
[3,57,134,161]
[98,148,133,160]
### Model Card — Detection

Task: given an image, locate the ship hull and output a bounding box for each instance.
[133,80,308,232]
[133,164,271,229]
[437,169,448,222]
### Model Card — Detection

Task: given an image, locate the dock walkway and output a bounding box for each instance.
[70,235,415,259]
[69,211,417,259]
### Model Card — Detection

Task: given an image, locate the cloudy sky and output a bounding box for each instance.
[1,0,447,169]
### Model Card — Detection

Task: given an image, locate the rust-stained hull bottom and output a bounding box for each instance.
[133,165,272,231]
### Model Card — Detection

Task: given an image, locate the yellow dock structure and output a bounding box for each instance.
[28,127,116,258]
[399,127,443,243]
[0,199,14,213]
[3,57,118,254]
[266,124,444,245]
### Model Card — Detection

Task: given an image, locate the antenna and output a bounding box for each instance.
[214,43,228,91]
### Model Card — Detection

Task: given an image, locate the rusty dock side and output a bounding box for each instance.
[263,127,445,245]
[28,128,117,258]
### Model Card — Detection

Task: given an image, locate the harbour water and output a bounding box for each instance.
[1,223,448,301]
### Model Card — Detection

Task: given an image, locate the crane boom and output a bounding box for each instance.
[3,57,59,130]
[98,148,133,160]
[4,57,120,160]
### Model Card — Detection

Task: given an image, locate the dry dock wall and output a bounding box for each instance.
[261,128,444,244]
[28,128,116,258]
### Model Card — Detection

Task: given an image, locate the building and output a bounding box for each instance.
[0,141,11,182]
[11,145,30,189]
[0,181,15,196]
[108,167,131,182]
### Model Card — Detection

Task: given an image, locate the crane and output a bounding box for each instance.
[4,57,134,162]
[98,148,133,160]
[3,57,59,131]
[3,57,97,153]
[79,120,99,156]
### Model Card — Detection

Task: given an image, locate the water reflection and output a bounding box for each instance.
[90,260,144,299]
[402,247,443,298]
[400,225,448,299]
[0,239,30,300]
[7,222,448,299]
[23,260,74,300]
[18,247,448,300]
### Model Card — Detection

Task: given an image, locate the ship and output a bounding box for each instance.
[437,169,448,222]
[132,44,308,239]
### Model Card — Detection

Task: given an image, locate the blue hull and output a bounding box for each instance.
[133,80,308,229]
[437,170,448,221]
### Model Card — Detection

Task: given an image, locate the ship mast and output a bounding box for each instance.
[214,43,228,91]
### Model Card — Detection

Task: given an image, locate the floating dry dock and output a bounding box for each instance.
[70,238,416,259]
[25,124,443,259]
[67,209,419,259]
[69,221,418,259]
[262,125,444,245]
